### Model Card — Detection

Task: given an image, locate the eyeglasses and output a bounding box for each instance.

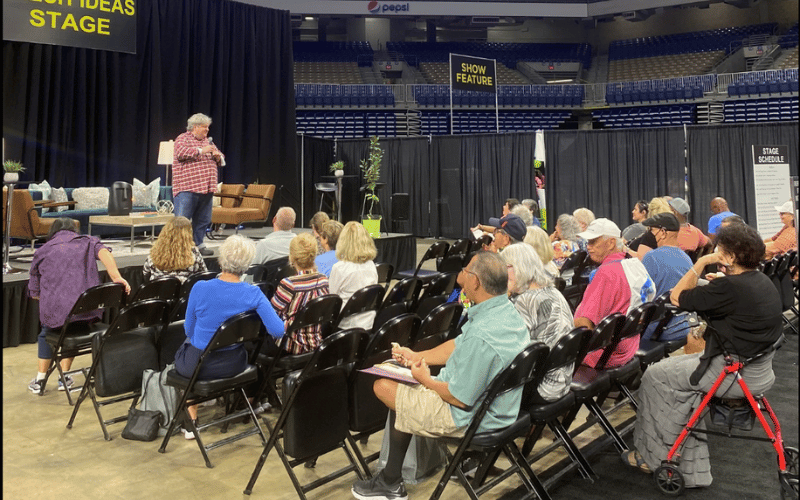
[460,267,479,280]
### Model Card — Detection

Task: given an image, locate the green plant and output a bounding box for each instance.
[360,136,382,218]
[329,160,345,173]
[3,160,25,173]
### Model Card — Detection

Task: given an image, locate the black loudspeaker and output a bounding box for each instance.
[391,193,410,233]
[108,181,133,216]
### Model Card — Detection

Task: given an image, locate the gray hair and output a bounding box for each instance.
[501,243,552,293]
[556,214,580,242]
[186,113,212,131]
[521,199,538,213]
[572,208,595,231]
[218,234,255,276]
[470,251,508,296]
[612,236,624,251]
[511,205,533,227]
[524,225,554,266]
[274,206,296,231]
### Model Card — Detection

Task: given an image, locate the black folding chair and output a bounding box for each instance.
[66,299,169,440]
[41,282,126,405]
[395,240,449,283]
[126,276,181,307]
[179,271,217,300]
[336,284,385,330]
[428,342,551,500]
[243,328,371,497]
[373,277,422,333]
[470,234,492,253]
[348,314,420,466]
[157,297,189,370]
[375,262,394,293]
[158,311,267,468]
[410,302,463,353]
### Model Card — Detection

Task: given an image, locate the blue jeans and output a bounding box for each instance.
[173,191,213,247]
[642,313,691,342]
[38,326,58,359]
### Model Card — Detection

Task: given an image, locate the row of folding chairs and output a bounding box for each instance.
[762,249,798,334]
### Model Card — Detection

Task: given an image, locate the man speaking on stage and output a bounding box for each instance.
[172,113,225,256]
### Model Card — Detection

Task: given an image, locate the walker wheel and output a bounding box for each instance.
[780,446,799,500]
[654,463,685,496]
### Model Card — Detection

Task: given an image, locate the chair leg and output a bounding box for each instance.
[506,442,553,500]
[547,420,598,481]
[584,399,629,452]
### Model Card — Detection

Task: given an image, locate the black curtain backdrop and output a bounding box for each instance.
[298,135,336,226]
[545,128,686,230]
[3,0,297,208]
[686,122,799,232]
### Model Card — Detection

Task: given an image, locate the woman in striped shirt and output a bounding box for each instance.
[269,233,330,354]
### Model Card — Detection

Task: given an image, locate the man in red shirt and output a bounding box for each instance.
[669,197,710,254]
[172,113,225,256]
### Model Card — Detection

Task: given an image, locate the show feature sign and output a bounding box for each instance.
[751,144,791,237]
[450,53,497,94]
[3,0,137,54]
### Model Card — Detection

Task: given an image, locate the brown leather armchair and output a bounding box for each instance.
[211,183,275,234]
[2,187,79,248]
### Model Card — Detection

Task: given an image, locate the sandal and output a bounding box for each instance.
[621,449,651,474]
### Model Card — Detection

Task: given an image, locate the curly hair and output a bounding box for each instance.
[290,233,318,270]
[149,216,195,271]
[714,223,765,270]
[218,234,256,276]
[648,197,671,216]
[556,214,580,242]
[336,221,377,263]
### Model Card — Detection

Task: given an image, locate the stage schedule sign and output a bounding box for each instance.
[450,53,497,93]
[751,145,791,237]
[3,0,137,54]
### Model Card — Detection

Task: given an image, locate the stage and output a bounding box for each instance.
[2,226,417,348]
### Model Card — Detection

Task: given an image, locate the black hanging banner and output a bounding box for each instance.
[450,53,497,94]
[3,0,137,54]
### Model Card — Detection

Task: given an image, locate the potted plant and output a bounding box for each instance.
[329,160,345,178]
[3,160,25,184]
[360,136,383,238]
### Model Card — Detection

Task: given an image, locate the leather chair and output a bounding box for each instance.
[66,299,169,440]
[3,188,78,248]
[158,310,268,468]
[211,183,275,234]
[244,329,371,496]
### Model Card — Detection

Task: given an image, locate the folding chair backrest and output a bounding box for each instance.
[375,262,394,286]
[553,277,567,293]
[337,284,385,327]
[205,310,265,354]
[129,276,181,305]
[446,238,471,257]
[559,250,587,273]
[286,294,342,339]
[412,302,463,350]
[67,282,126,318]
[575,313,625,368]
[412,241,449,276]
[281,329,368,459]
[437,254,465,274]
[381,277,422,308]
[422,272,458,299]
[471,234,492,253]
[93,299,169,397]
[180,271,217,300]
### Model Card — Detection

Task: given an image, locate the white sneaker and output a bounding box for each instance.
[182,419,198,440]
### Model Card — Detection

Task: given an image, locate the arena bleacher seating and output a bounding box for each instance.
[386,41,592,69]
[592,104,696,128]
[723,97,798,123]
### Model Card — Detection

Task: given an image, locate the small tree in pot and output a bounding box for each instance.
[360,136,383,237]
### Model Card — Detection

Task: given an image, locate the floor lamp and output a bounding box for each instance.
[158,140,174,186]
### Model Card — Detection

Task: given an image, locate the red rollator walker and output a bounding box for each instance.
[653,330,798,498]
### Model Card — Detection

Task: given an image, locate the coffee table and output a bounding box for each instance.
[88,214,175,252]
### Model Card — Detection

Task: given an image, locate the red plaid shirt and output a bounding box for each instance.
[771,225,797,254]
[172,131,222,196]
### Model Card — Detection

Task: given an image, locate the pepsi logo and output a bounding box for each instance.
[368,1,380,13]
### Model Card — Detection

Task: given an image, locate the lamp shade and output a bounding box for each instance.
[157,140,174,165]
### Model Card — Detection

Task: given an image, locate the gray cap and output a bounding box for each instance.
[668,197,690,216]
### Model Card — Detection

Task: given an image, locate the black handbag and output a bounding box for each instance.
[121,408,163,441]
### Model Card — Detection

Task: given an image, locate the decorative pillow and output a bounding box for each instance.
[133,177,161,208]
[29,180,52,214]
[212,182,223,207]
[71,187,109,211]
[50,187,69,212]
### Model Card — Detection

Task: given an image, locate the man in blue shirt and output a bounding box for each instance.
[708,197,738,237]
[351,251,528,500]
[641,212,694,341]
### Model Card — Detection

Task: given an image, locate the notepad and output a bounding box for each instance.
[359,360,419,385]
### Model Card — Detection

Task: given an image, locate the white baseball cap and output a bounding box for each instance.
[775,201,794,214]
[577,218,621,240]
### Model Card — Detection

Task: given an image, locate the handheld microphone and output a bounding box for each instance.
[207,136,214,145]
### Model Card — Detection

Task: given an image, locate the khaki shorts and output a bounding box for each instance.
[394,383,466,439]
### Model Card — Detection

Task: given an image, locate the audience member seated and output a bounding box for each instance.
[309,211,330,255]
[174,234,285,438]
[550,214,581,269]
[624,224,782,487]
[315,220,343,277]
[486,213,527,253]
[525,226,559,278]
[639,213,693,342]
[329,221,379,330]
[763,200,796,259]
[252,206,296,265]
[707,197,739,237]
[143,216,208,283]
[351,251,528,500]
[265,233,330,355]
[572,208,596,251]
[27,218,131,394]
[668,198,710,254]
[574,218,656,368]
[470,198,520,236]
[626,197,671,260]
[621,200,649,243]
[520,198,541,227]
[511,204,533,227]
[501,243,574,402]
